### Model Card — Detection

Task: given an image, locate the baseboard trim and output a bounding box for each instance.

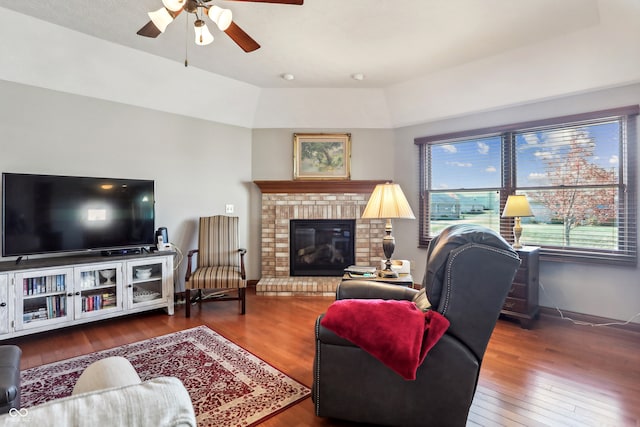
[539,306,640,334]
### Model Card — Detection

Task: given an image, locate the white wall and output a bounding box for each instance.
[393,83,640,324]
[0,80,253,291]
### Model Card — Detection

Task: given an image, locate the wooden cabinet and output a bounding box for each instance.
[501,246,539,329]
[0,252,174,340]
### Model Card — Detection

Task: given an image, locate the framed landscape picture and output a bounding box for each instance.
[293,133,351,180]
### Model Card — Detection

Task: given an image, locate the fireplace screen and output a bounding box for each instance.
[290,219,355,276]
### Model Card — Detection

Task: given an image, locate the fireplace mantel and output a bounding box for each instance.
[253,180,389,194]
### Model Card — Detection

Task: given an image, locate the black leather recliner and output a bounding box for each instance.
[0,345,21,414]
[313,224,521,427]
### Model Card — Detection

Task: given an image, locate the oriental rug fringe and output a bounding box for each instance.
[20,325,311,426]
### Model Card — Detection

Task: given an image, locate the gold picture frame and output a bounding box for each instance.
[293,133,351,180]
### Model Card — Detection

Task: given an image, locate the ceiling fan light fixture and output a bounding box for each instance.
[138,0,303,52]
[162,0,185,12]
[148,7,174,33]
[207,6,233,31]
[194,19,214,45]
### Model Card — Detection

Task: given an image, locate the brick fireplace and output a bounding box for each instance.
[254,180,387,296]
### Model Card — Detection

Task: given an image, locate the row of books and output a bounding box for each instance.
[23,295,67,323]
[23,275,66,296]
[82,293,116,312]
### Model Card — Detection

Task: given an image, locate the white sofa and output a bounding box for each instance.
[0,357,196,427]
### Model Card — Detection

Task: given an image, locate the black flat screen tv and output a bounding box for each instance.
[2,173,155,257]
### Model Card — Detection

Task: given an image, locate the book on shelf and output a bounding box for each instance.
[56,274,65,292]
[24,307,48,323]
[43,295,65,319]
[102,293,116,308]
[23,275,66,296]
[83,293,115,312]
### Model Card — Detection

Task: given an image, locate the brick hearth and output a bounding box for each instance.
[254,181,386,296]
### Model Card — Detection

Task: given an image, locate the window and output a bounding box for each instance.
[426,136,503,236]
[416,106,638,265]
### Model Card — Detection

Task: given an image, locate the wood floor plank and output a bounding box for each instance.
[6,288,640,426]
[473,387,595,427]
[468,400,530,427]
[470,391,551,427]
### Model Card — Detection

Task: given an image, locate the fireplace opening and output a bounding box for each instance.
[290,219,355,276]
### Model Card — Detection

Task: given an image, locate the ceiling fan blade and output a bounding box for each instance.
[224,0,303,5]
[225,22,261,52]
[137,21,162,38]
[136,8,183,38]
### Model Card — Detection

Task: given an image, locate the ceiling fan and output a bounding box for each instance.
[137,0,303,53]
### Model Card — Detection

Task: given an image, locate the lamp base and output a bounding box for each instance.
[512,217,523,249]
[380,220,398,278]
[379,267,399,278]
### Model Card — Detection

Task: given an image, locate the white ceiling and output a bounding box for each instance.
[0,0,602,89]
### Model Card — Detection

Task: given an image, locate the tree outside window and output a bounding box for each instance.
[516,123,620,250]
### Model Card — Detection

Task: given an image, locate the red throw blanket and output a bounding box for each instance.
[320,299,450,380]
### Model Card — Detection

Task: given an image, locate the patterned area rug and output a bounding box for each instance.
[21,325,311,426]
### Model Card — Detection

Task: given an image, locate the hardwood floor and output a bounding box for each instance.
[9,288,640,427]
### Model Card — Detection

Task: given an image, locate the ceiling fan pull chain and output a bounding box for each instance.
[184,13,189,67]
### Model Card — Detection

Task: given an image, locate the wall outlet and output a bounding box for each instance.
[225,204,234,214]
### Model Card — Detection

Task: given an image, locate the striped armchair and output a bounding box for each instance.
[184,216,246,317]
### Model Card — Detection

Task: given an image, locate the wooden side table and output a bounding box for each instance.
[342,272,414,287]
[501,246,540,329]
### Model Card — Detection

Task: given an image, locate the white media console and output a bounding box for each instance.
[0,252,174,340]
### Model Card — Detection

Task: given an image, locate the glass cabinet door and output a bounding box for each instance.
[127,259,166,309]
[74,263,123,319]
[15,268,73,330]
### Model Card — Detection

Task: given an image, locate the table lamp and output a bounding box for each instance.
[502,194,534,249]
[362,182,415,278]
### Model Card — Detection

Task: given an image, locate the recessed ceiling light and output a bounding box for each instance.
[281,73,295,81]
[351,73,365,81]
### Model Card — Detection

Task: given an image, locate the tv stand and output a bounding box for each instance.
[0,252,174,340]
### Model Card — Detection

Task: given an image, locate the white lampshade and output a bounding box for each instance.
[148,8,174,33]
[502,195,534,218]
[362,183,416,220]
[162,0,185,12]
[194,20,214,45]
[207,5,233,31]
